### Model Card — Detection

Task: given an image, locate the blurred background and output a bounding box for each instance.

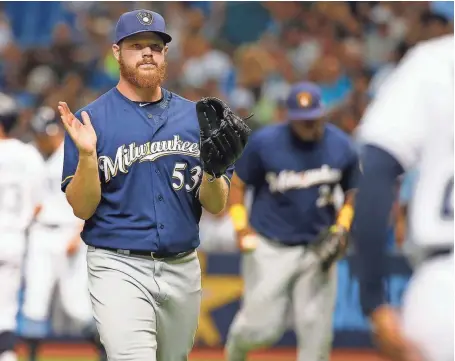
[0,1,453,360]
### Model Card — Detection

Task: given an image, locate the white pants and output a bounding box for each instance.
[0,234,25,333]
[0,261,21,334]
[22,224,93,326]
[401,253,454,361]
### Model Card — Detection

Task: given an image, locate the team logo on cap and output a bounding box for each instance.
[136,11,154,26]
[297,92,312,108]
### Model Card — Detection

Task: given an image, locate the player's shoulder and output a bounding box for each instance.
[251,123,287,143]
[324,124,358,160]
[412,34,453,58]
[24,142,45,161]
[325,123,355,147]
[4,138,39,157]
[169,91,195,105]
[72,88,120,134]
[396,35,453,75]
[239,123,285,152]
[169,91,198,111]
[74,88,117,118]
[10,140,45,166]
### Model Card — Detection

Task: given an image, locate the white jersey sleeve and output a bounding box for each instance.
[358,35,454,249]
[358,35,454,171]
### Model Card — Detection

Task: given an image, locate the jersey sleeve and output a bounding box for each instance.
[61,110,81,192]
[357,45,439,171]
[222,165,235,187]
[340,145,360,192]
[234,131,265,187]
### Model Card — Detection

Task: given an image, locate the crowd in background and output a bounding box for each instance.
[0,1,453,142]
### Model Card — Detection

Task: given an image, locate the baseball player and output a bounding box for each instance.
[199,208,237,253]
[353,34,454,361]
[59,10,249,361]
[0,93,45,361]
[225,82,359,361]
[20,107,106,361]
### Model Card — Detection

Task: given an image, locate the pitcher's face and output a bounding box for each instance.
[114,32,168,89]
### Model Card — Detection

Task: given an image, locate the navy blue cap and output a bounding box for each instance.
[30,106,61,136]
[286,82,324,121]
[115,10,172,44]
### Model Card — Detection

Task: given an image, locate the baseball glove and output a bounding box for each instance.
[309,225,350,271]
[196,97,251,178]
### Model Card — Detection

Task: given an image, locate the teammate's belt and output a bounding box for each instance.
[36,222,61,229]
[36,222,78,229]
[265,236,308,247]
[94,246,195,260]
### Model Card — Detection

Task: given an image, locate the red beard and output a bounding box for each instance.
[119,55,167,89]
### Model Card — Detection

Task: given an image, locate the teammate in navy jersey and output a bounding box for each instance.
[226,82,359,361]
[59,10,232,361]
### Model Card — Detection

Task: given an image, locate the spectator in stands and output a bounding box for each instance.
[0,11,12,52]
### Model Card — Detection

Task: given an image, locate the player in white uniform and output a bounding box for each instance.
[0,93,45,361]
[199,209,237,253]
[354,34,454,361]
[20,107,106,361]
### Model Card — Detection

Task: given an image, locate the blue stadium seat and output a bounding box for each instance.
[3,1,72,47]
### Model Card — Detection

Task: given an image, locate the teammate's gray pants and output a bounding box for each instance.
[226,234,337,361]
[86,247,202,361]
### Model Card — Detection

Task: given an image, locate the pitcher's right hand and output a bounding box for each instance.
[58,102,97,156]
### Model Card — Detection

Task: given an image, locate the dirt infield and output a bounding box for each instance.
[17,343,387,361]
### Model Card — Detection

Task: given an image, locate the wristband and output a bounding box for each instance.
[229,204,248,232]
[336,204,354,231]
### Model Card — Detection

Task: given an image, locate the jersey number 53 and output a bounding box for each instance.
[171,162,202,192]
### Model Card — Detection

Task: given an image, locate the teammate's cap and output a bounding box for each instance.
[30,106,61,136]
[0,92,19,133]
[115,9,172,45]
[286,82,324,121]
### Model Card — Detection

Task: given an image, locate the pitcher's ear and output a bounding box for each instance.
[112,44,120,61]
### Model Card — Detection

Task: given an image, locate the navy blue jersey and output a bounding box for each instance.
[61,88,233,252]
[236,123,358,245]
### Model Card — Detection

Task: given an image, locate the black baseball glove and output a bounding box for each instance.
[309,225,350,271]
[196,97,251,178]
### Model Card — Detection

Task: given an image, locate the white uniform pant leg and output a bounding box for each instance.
[0,235,25,333]
[22,226,66,322]
[401,254,454,361]
[292,250,337,361]
[58,242,93,326]
[0,261,21,333]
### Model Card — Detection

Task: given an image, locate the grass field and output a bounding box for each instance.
[16,343,388,361]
